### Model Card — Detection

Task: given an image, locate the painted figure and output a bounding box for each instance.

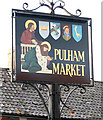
[21,20,38,45]
[63,25,71,41]
[22,41,53,73]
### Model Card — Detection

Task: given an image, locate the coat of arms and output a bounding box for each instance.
[72,25,82,42]
[50,22,61,40]
[39,21,49,39]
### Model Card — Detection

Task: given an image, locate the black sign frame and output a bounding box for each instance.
[12,9,94,86]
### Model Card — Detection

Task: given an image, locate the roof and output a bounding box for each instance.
[0,68,102,119]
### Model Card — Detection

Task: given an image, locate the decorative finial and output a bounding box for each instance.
[23,0,82,16]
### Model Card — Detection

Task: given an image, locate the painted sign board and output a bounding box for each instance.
[12,9,93,85]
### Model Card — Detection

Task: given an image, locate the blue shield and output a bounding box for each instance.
[72,25,82,42]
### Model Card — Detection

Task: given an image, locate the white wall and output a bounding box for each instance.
[0,0,102,81]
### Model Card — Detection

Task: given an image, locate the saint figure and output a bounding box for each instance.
[22,41,53,73]
[21,20,39,45]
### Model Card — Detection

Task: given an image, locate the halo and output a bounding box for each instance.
[41,41,51,52]
[63,25,69,30]
[25,20,37,30]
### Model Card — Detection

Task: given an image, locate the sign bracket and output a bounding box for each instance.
[23,0,81,16]
[20,82,87,120]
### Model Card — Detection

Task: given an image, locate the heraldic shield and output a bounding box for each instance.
[72,25,82,42]
[39,21,49,39]
[50,22,61,40]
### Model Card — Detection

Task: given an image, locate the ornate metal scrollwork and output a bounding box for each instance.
[23,0,82,16]
[28,83,51,119]
[60,85,86,114]
[20,82,86,118]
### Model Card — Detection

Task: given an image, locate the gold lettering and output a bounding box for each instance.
[52,63,60,74]
[59,49,63,61]
[65,64,71,76]
[52,63,85,77]
[76,65,81,76]
[74,51,79,62]
[67,50,74,61]
[54,49,59,60]
[60,63,65,75]
[54,49,85,62]
[81,65,85,76]
[54,49,63,60]
[71,50,74,61]
[78,51,85,62]
[71,64,76,77]
[64,50,69,61]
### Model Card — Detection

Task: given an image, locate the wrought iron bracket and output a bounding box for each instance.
[23,0,82,16]
[21,82,51,119]
[60,84,86,115]
[20,82,87,119]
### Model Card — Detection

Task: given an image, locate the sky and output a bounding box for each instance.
[0,0,102,81]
